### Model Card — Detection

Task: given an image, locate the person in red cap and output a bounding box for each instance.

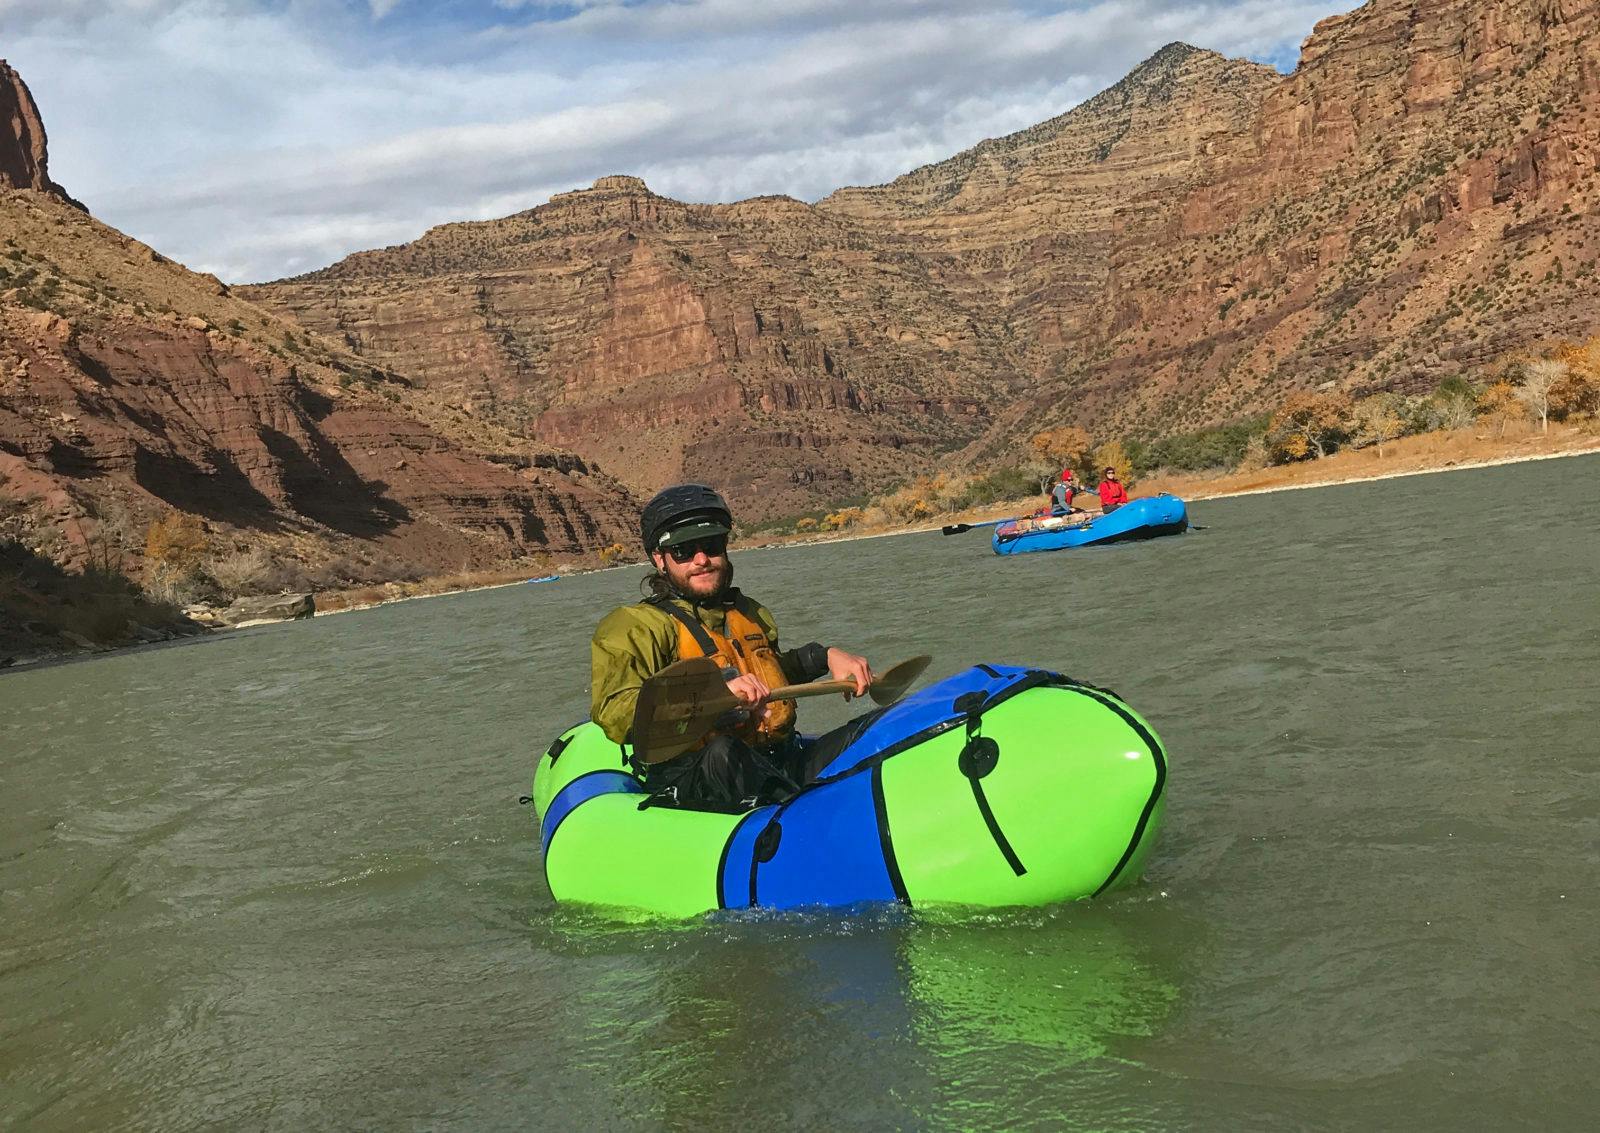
[1096,466,1130,514]
[1049,469,1082,516]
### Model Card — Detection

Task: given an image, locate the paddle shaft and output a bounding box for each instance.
[769,678,860,700]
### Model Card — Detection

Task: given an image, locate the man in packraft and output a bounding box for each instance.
[590,484,873,807]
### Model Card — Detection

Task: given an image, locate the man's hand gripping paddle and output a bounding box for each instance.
[630,655,933,765]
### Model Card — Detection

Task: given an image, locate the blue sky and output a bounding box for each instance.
[4,1,1358,282]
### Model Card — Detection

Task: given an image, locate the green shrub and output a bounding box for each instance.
[1129,415,1272,474]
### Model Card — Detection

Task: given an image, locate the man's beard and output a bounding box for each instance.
[669,557,733,602]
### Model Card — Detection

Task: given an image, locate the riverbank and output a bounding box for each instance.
[6,424,1595,672]
[749,421,1600,551]
[1134,421,1600,504]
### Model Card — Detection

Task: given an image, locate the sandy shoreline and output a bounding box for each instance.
[744,431,1600,552]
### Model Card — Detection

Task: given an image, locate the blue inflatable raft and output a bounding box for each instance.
[992,495,1188,555]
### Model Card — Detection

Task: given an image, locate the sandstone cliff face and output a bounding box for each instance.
[0,189,638,582]
[246,178,1013,520]
[37,0,1600,541]
[819,44,1281,358]
[251,1,1600,516]
[1001,0,1600,443]
[0,60,84,209]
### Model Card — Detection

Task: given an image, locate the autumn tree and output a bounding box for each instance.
[1349,394,1406,457]
[1475,380,1521,437]
[145,513,208,575]
[1551,368,1600,419]
[1091,439,1135,487]
[1517,359,1565,432]
[144,512,210,603]
[1028,426,1092,488]
[1267,391,1352,461]
[1553,337,1600,384]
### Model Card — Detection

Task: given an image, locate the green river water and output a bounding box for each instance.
[3,456,1597,1130]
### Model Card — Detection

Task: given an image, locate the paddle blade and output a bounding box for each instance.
[630,657,739,764]
[867,654,932,707]
[941,523,973,536]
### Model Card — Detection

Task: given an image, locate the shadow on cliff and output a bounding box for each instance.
[124,424,412,540]
[131,446,286,528]
[259,418,412,539]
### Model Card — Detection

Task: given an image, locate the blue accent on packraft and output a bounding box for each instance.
[718,805,777,910]
[812,664,1038,780]
[541,770,643,854]
[991,494,1188,555]
[748,771,901,910]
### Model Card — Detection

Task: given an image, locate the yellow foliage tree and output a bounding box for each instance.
[794,517,819,532]
[597,542,626,565]
[1349,394,1406,457]
[1475,380,1521,437]
[1547,339,1600,420]
[1029,427,1092,478]
[1091,440,1134,487]
[1267,391,1353,461]
[1553,336,1600,383]
[1551,368,1600,419]
[145,513,208,575]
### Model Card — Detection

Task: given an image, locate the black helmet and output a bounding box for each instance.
[640,483,733,553]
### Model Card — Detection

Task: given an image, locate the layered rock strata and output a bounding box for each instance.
[0,188,638,583]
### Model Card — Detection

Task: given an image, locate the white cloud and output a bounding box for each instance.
[4,1,1359,281]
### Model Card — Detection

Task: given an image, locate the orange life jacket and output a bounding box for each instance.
[651,596,796,747]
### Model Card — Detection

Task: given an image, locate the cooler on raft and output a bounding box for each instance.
[531,665,1167,918]
[991,494,1188,554]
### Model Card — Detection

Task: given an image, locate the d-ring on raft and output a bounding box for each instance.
[531,665,1167,918]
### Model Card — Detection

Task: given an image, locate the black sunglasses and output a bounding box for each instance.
[664,535,728,563]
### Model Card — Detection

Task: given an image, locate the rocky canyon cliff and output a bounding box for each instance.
[1,61,638,594]
[246,0,1600,521]
[8,0,1600,562]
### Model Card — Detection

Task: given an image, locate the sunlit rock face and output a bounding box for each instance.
[0,59,84,209]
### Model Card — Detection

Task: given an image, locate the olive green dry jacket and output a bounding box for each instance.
[590,593,824,746]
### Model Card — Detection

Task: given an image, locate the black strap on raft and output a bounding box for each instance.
[956,687,1028,877]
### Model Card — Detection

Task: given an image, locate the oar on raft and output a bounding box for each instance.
[941,517,1015,536]
[631,655,932,764]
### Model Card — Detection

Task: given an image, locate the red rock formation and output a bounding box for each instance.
[246,176,1016,520]
[15,0,1600,548]
[0,183,638,583]
[0,59,85,209]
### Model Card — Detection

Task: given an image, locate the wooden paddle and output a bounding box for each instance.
[630,654,932,764]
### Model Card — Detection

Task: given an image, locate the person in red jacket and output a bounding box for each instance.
[1097,466,1130,513]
